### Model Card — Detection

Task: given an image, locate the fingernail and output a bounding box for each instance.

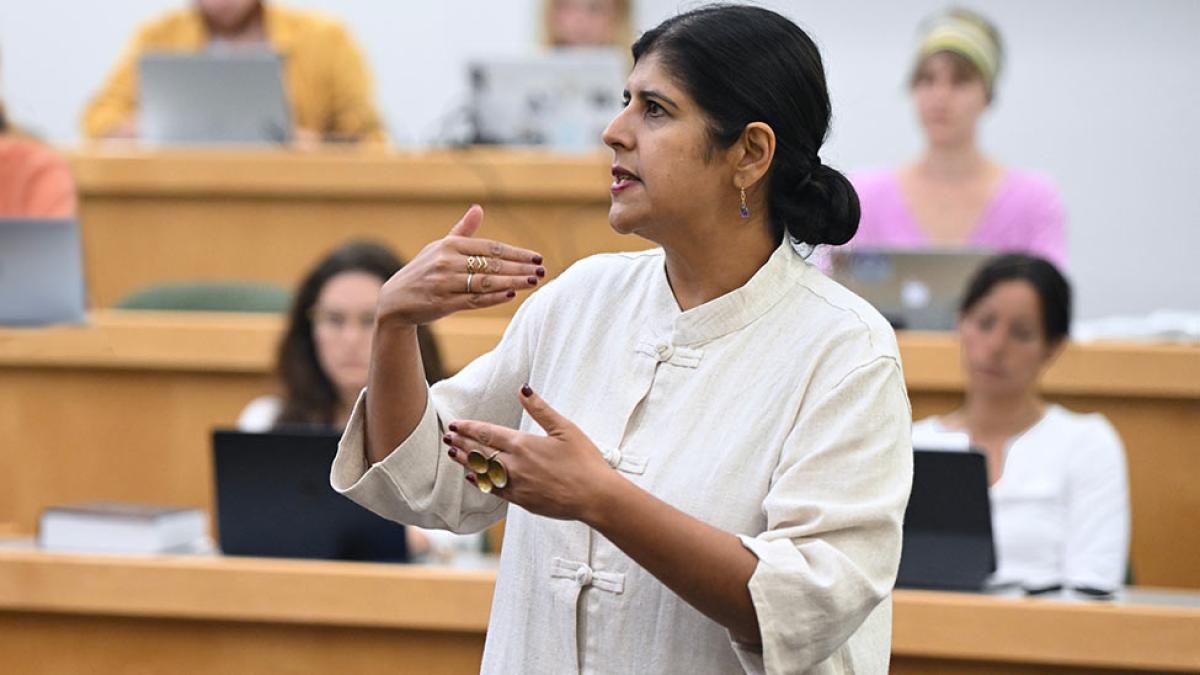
[442,434,453,445]
[506,289,516,298]
[448,423,459,432]
[447,448,456,458]
[532,255,544,265]
[465,473,476,483]
[527,276,538,285]
[521,384,533,397]
[535,267,546,278]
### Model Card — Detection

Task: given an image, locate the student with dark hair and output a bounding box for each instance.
[239,240,469,561]
[850,8,1067,269]
[239,240,444,431]
[913,253,1129,594]
[331,6,911,673]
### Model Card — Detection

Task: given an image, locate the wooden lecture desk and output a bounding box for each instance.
[68,147,645,314]
[2,312,1198,588]
[0,548,1196,674]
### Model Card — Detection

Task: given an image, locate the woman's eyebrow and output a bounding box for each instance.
[623,87,681,111]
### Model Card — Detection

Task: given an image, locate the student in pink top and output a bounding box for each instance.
[850,8,1067,269]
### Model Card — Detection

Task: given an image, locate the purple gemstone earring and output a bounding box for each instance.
[739,186,750,219]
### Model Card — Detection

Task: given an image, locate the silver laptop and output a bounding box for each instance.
[467,49,625,151]
[0,218,87,325]
[140,51,291,144]
[829,248,995,330]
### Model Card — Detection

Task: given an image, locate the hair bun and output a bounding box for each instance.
[772,162,861,247]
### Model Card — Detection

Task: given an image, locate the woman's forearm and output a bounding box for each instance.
[585,474,762,644]
[364,321,431,464]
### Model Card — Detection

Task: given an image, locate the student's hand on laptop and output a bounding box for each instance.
[375,205,546,327]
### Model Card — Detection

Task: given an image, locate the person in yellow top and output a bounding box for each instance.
[82,0,385,143]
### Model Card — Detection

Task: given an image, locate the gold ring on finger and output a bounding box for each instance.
[465,448,491,474]
[486,456,509,489]
[474,472,495,494]
[466,255,487,273]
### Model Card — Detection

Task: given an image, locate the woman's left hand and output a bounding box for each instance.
[443,386,617,523]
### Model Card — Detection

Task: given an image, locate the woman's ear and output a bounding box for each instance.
[733,122,776,189]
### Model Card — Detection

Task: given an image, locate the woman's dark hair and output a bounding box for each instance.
[960,253,1072,346]
[275,240,445,427]
[631,4,859,247]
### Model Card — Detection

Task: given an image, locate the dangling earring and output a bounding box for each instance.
[739,186,750,219]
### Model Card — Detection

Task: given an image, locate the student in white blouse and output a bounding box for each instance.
[912,254,1130,593]
[331,7,912,674]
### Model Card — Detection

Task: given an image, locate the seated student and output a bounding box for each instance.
[239,240,475,561]
[913,254,1129,593]
[850,8,1067,269]
[0,95,76,217]
[542,0,632,49]
[82,0,385,143]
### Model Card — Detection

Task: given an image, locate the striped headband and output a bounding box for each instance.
[917,12,1001,94]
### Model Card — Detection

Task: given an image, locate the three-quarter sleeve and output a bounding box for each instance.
[331,292,547,533]
[1061,416,1130,591]
[81,26,148,138]
[733,356,913,674]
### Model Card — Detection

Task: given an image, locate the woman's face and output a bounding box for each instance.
[549,0,620,47]
[311,271,382,400]
[601,52,734,244]
[958,279,1058,397]
[911,52,989,148]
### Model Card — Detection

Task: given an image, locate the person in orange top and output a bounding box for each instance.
[82,0,385,143]
[0,101,77,217]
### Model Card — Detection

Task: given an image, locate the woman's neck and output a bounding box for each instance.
[204,3,267,43]
[659,216,777,312]
[956,390,1046,440]
[917,140,989,182]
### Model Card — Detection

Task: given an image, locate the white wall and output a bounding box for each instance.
[2,0,1197,318]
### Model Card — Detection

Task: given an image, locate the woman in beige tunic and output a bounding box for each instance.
[332,6,912,674]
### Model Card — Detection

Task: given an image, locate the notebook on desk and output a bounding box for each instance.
[212,429,408,562]
[896,449,996,591]
[0,218,86,326]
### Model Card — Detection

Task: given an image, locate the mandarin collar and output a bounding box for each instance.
[647,239,808,347]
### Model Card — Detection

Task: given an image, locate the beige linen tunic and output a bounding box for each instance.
[332,241,913,674]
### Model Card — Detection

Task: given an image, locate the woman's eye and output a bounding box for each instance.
[645,100,664,117]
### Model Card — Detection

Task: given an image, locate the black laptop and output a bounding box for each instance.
[212,429,408,562]
[896,449,996,591]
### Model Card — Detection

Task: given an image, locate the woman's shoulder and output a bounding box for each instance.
[1000,168,1062,204]
[793,260,901,361]
[1033,405,1125,464]
[237,395,282,433]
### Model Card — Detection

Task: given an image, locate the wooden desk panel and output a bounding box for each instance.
[3,314,1198,588]
[70,148,649,313]
[0,551,1197,674]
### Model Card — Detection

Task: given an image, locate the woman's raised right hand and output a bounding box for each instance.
[376,205,546,327]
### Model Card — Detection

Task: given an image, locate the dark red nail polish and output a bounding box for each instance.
[527,276,538,285]
[448,423,458,432]
[465,473,476,483]
[506,289,516,298]
[532,255,544,265]
[521,384,533,397]
[535,267,546,278]
[447,448,456,458]
[442,434,452,444]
